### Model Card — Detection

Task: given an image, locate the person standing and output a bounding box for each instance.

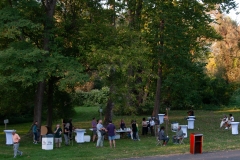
[12,130,23,158]
[119,119,126,138]
[96,119,106,148]
[106,120,116,148]
[54,124,62,148]
[91,118,97,142]
[172,126,184,144]
[154,118,160,136]
[68,118,73,140]
[64,123,70,145]
[142,118,148,135]
[32,121,38,144]
[132,120,137,141]
[136,121,140,141]
[149,118,155,136]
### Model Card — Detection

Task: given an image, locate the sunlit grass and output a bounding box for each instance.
[1,107,240,159]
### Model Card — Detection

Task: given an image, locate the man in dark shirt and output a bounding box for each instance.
[68,119,73,140]
[132,120,137,140]
[106,120,116,148]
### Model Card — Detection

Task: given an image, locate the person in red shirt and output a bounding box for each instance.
[12,130,23,158]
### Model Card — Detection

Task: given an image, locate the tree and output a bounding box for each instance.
[140,0,237,116]
[0,0,88,130]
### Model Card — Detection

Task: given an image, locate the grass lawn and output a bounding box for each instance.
[1,107,240,159]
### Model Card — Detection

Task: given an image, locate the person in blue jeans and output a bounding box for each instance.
[96,120,106,147]
[32,121,38,144]
[107,120,116,148]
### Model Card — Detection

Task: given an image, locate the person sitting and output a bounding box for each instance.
[158,126,169,146]
[220,114,228,128]
[225,114,234,129]
[172,126,184,144]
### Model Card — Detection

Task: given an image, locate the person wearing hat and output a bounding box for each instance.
[12,130,23,158]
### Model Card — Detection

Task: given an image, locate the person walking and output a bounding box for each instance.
[54,124,62,148]
[106,120,116,148]
[12,130,23,158]
[96,119,106,148]
[32,121,38,144]
[64,123,70,145]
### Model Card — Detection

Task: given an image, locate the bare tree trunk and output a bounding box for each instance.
[34,82,45,128]
[33,0,57,131]
[152,64,162,118]
[103,83,114,126]
[152,20,164,118]
[46,77,54,133]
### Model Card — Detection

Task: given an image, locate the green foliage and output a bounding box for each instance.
[0,84,34,123]
[71,87,109,108]
[51,90,76,120]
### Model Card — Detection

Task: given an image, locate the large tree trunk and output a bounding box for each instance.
[152,20,164,118]
[152,64,162,118]
[34,0,57,130]
[103,85,114,126]
[34,81,45,128]
[46,77,54,133]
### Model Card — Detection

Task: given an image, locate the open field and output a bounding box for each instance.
[1,107,240,159]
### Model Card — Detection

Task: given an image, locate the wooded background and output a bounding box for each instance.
[0,0,239,129]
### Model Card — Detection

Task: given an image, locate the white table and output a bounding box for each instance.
[158,114,165,124]
[116,129,131,133]
[42,134,54,150]
[75,129,86,143]
[187,119,195,129]
[230,122,239,135]
[4,130,15,145]
[179,125,188,138]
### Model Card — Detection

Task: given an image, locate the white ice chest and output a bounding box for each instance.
[42,134,54,150]
[230,122,239,135]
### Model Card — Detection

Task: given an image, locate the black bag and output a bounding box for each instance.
[100,130,106,136]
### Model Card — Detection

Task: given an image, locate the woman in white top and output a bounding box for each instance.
[220,114,228,128]
[225,114,234,129]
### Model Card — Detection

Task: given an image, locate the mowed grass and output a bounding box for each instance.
[1,107,240,160]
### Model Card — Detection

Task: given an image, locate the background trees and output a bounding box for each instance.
[0,0,239,126]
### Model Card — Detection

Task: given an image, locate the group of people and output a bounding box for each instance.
[54,119,73,147]
[91,118,143,148]
[220,113,234,129]
[142,117,163,136]
[158,126,184,146]
[32,119,73,148]
[92,118,117,148]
